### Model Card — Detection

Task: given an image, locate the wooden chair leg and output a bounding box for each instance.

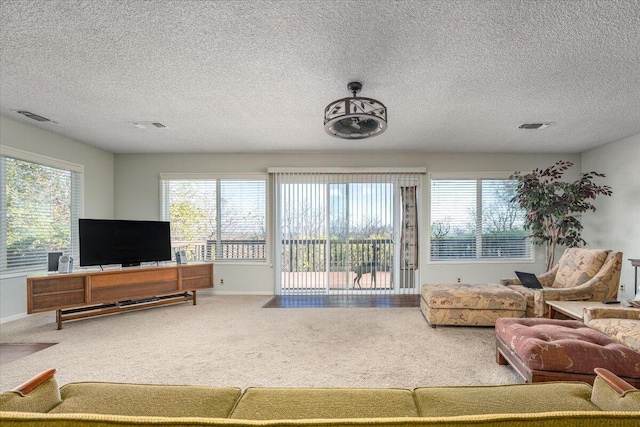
[496,348,508,365]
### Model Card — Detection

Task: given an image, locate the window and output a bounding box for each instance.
[1,147,83,273]
[429,174,531,261]
[161,174,267,262]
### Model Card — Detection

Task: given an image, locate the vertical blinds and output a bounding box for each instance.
[1,154,83,272]
[160,176,266,261]
[430,176,531,261]
[272,170,422,295]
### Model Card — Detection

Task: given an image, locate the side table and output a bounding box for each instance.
[546,300,616,321]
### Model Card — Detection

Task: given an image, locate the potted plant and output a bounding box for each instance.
[510,160,612,271]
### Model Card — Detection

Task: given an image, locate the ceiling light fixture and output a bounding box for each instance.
[324,82,387,139]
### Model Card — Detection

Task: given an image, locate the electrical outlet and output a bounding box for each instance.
[457,277,461,283]
[220,278,224,285]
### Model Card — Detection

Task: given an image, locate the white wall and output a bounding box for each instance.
[6,111,631,306]
[1,117,115,218]
[114,152,581,295]
[0,274,27,323]
[582,133,640,300]
[0,116,115,322]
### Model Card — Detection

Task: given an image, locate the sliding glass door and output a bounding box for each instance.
[273,171,421,295]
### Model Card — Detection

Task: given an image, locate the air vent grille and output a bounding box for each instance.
[131,121,167,129]
[17,110,51,122]
[519,123,552,129]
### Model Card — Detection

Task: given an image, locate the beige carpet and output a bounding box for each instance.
[0,295,521,392]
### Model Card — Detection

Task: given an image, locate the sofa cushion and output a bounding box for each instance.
[496,318,640,378]
[229,388,418,419]
[553,249,608,288]
[0,375,61,413]
[414,382,597,416]
[0,411,639,426]
[588,318,640,351]
[49,382,241,417]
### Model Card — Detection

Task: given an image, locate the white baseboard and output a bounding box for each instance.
[0,312,28,324]
[200,289,274,296]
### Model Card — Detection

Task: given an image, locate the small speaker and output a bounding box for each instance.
[58,255,74,273]
[176,251,187,265]
[48,252,63,271]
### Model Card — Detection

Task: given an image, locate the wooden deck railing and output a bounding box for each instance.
[171,238,393,271]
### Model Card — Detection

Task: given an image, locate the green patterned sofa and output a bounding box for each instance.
[1,368,639,426]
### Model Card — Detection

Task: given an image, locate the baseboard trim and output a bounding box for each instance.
[0,312,28,324]
[202,290,274,296]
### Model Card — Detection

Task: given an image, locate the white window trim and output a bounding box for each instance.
[159,172,266,181]
[159,173,269,265]
[267,167,426,174]
[427,171,534,264]
[429,172,513,180]
[1,145,84,174]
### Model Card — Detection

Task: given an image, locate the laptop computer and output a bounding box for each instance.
[514,271,543,289]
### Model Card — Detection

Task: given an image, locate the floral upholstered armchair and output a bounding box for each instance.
[501,248,623,317]
[583,306,640,351]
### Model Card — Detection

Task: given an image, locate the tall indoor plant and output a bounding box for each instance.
[510,160,612,271]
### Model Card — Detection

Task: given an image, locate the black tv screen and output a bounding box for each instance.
[79,219,172,267]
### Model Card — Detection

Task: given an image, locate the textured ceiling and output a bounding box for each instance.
[1,0,639,154]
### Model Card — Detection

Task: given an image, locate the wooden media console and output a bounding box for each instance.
[27,263,213,329]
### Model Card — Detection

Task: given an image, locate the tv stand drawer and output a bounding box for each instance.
[90,269,178,288]
[28,276,87,312]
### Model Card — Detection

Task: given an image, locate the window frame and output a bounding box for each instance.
[428,172,534,264]
[1,145,84,275]
[159,173,269,265]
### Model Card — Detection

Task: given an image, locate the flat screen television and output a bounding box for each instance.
[79,219,172,267]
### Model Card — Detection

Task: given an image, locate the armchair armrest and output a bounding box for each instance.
[532,287,592,317]
[537,264,558,287]
[591,368,640,411]
[0,368,61,413]
[594,368,636,395]
[501,264,558,288]
[584,307,640,324]
[12,369,56,396]
[535,287,593,300]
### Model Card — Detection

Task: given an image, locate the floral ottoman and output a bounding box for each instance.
[495,317,640,386]
[420,283,526,327]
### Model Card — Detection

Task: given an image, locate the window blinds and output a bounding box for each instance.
[1,154,82,272]
[271,170,422,295]
[160,176,266,261]
[430,176,532,261]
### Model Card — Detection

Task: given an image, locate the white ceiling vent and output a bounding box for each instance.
[519,123,553,129]
[131,121,167,129]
